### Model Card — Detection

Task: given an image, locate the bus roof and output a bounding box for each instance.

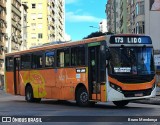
[5,35,106,56]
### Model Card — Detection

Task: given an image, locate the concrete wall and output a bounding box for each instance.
[145,0,160,50]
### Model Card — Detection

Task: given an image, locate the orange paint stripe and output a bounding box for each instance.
[108,76,155,91]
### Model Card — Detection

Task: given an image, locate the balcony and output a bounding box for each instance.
[0,67,4,75]
[0,1,6,8]
[0,26,5,33]
[12,4,21,17]
[0,13,6,21]
[0,55,4,60]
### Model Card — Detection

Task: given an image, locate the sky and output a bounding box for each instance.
[65,0,107,41]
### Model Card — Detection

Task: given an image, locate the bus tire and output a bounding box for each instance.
[34,98,41,103]
[25,86,34,102]
[76,87,89,107]
[113,100,129,107]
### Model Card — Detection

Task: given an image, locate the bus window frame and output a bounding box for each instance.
[31,51,44,69]
[56,47,70,68]
[5,56,14,71]
[70,45,86,67]
[20,53,32,70]
[44,49,55,68]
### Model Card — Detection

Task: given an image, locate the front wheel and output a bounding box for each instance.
[25,86,34,102]
[25,86,41,103]
[76,87,89,107]
[113,100,129,107]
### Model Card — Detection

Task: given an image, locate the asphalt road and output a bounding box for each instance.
[0,92,160,125]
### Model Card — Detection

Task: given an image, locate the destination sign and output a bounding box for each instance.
[110,36,152,44]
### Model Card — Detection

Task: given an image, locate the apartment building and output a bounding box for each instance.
[20,4,28,51]
[106,0,121,34]
[99,19,107,33]
[6,0,22,53]
[106,0,160,50]
[22,0,65,48]
[0,0,6,88]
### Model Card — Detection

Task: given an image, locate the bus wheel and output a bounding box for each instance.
[76,87,89,107]
[34,98,41,103]
[25,86,34,102]
[113,100,129,107]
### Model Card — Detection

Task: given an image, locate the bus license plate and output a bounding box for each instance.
[135,93,143,97]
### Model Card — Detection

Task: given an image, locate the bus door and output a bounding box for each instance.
[88,45,101,101]
[13,57,20,95]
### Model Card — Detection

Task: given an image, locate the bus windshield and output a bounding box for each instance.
[109,47,155,75]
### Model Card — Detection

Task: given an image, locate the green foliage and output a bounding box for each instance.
[83,31,114,39]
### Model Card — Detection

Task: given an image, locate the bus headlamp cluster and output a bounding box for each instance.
[110,83,122,93]
[152,83,156,90]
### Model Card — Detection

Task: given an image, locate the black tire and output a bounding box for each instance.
[76,87,89,107]
[113,100,129,107]
[34,98,41,103]
[25,86,41,103]
[25,86,34,102]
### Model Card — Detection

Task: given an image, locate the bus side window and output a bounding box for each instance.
[57,48,70,68]
[21,54,31,69]
[71,47,77,66]
[6,57,14,71]
[57,50,64,67]
[45,51,55,67]
[32,51,43,69]
[71,46,85,66]
[64,48,70,67]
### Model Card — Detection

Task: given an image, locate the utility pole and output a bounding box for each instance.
[114,0,116,34]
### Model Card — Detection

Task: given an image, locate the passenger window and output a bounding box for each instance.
[21,54,31,69]
[32,51,43,69]
[45,51,55,67]
[6,57,14,71]
[57,48,70,67]
[71,46,85,66]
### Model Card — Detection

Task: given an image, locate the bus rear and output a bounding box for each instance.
[106,34,156,106]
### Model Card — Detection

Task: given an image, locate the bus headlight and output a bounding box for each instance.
[152,83,156,90]
[110,83,122,93]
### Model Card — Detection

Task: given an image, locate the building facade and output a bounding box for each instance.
[0,0,6,88]
[20,4,28,51]
[99,19,107,33]
[6,0,22,53]
[22,0,65,48]
[106,0,160,50]
[106,0,121,34]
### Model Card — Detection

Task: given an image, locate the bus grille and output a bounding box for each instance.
[123,88,152,97]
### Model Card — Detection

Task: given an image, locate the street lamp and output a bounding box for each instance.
[89,26,99,30]
[89,26,101,33]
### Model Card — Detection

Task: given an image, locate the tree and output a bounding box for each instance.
[83,31,114,39]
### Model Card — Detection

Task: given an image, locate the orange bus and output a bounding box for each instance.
[5,34,156,107]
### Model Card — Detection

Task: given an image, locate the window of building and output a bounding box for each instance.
[135,1,144,16]
[38,3,42,9]
[45,51,55,67]
[38,33,43,39]
[38,23,42,29]
[32,3,36,9]
[21,54,31,69]
[136,21,145,34]
[31,23,36,29]
[31,13,36,20]
[38,13,42,19]
[31,33,36,39]
[32,52,43,69]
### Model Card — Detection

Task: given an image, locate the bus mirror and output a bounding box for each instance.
[106,49,111,60]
